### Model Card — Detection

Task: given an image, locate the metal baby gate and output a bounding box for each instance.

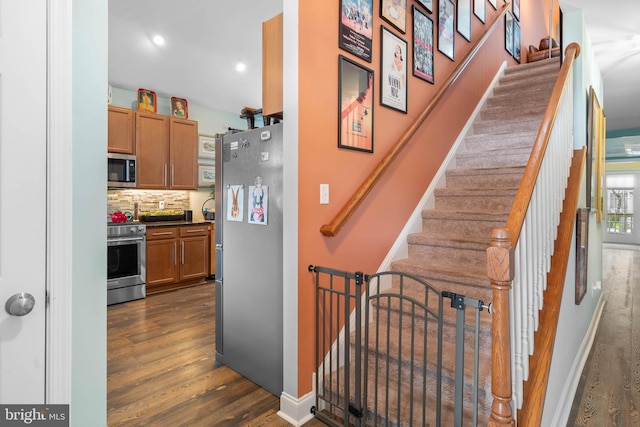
[309,265,491,427]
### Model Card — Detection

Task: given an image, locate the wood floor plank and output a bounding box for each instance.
[568,246,640,426]
[107,282,325,427]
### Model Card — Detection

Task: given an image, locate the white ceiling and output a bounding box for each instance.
[108,0,283,116]
[109,1,639,131]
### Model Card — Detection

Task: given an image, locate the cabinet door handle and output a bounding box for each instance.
[173,241,177,266]
[181,241,185,264]
[171,164,175,187]
[151,231,173,236]
[164,164,168,187]
[186,229,205,233]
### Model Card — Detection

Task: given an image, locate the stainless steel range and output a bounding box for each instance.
[107,222,146,305]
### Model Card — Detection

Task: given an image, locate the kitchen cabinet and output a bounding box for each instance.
[146,224,209,294]
[135,111,198,190]
[108,106,136,154]
[262,13,283,119]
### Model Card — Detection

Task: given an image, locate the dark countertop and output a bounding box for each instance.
[141,220,213,228]
[109,220,213,228]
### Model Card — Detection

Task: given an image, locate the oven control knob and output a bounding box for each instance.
[5,292,36,316]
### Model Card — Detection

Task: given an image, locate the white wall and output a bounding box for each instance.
[540,9,605,426]
[71,0,108,424]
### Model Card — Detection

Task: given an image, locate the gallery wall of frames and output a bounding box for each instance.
[338,0,520,153]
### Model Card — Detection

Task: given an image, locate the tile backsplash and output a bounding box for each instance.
[108,190,190,216]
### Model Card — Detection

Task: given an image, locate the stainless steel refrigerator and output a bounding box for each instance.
[214,123,283,395]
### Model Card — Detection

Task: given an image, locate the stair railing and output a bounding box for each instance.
[486,43,581,426]
[320,2,511,237]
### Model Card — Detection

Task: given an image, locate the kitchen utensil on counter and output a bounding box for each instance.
[184,210,193,221]
[110,211,128,223]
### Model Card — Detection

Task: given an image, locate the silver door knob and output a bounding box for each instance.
[5,292,36,316]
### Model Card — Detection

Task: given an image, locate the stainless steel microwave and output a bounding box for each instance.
[107,153,136,188]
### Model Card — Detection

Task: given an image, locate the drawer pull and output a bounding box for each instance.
[186,229,205,233]
[152,231,174,236]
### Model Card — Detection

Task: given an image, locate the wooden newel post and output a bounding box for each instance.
[487,228,515,426]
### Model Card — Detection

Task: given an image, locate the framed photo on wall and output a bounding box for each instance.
[338,55,374,153]
[198,134,216,159]
[380,26,408,113]
[198,165,215,187]
[438,0,455,61]
[339,0,374,62]
[137,88,157,113]
[489,0,498,9]
[575,208,589,305]
[513,18,521,63]
[170,97,188,118]
[505,11,514,56]
[381,0,407,33]
[416,0,433,14]
[474,0,486,23]
[513,0,520,21]
[412,6,434,84]
[457,0,472,42]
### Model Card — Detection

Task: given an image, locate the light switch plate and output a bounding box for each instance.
[320,184,329,204]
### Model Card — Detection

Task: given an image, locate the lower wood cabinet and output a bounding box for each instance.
[146,224,209,294]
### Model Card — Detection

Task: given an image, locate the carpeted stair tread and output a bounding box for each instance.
[471,116,542,134]
[463,131,537,151]
[445,166,525,188]
[390,258,490,290]
[502,56,560,75]
[407,231,491,248]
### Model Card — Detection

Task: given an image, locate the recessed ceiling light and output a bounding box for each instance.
[152,35,165,46]
[236,62,247,72]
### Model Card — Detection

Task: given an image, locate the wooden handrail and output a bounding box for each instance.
[503,43,581,246]
[320,3,511,237]
[486,42,581,427]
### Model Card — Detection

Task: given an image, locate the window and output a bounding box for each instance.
[606,174,634,234]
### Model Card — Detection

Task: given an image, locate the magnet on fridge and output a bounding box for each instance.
[260,130,271,141]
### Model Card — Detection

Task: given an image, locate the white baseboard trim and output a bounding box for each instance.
[278,390,316,426]
[548,293,606,426]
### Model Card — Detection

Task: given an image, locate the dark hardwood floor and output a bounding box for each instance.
[568,245,640,426]
[107,282,324,426]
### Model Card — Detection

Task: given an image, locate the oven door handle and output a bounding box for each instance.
[108,237,145,246]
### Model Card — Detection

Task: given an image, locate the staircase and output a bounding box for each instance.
[323,57,563,426]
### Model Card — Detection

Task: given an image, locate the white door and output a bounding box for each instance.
[0,0,47,402]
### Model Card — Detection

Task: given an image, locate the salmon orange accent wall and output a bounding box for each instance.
[297,0,558,396]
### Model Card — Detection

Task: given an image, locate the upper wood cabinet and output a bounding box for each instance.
[262,13,283,119]
[169,118,198,190]
[135,111,198,190]
[136,111,169,189]
[108,106,136,154]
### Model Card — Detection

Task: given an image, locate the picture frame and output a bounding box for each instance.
[489,0,498,10]
[412,6,434,84]
[474,0,486,24]
[198,134,216,159]
[585,86,607,222]
[381,0,407,34]
[504,11,514,56]
[339,0,374,62]
[198,164,216,187]
[513,0,520,21]
[575,208,589,305]
[438,0,455,61]
[416,0,432,14]
[137,88,157,113]
[380,26,408,113]
[512,18,521,63]
[457,0,472,42]
[170,96,189,119]
[338,55,374,153]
